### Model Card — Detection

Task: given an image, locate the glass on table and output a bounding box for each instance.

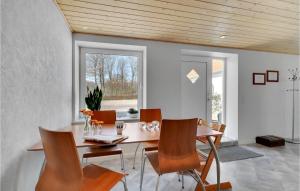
[83,115,91,136]
[152,120,160,130]
[144,122,156,132]
[80,109,94,136]
[89,120,98,135]
[138,121,147,129]
[94,120,103,135]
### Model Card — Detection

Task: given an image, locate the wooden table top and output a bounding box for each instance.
[28,123,222,151]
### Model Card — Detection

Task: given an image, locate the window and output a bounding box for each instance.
[79,47,145,118]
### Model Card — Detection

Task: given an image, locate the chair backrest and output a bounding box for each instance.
[92,110,116,124]
[211,123,226,133]
[198,118,208,126]
[158,118,199,174]
[219,124,226,133]
[140,108,162,123]
[36,127,82,191]
[198,119,226,133]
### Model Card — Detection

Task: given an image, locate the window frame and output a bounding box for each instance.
[73,41,147,122]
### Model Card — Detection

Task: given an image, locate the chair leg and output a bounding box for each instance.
[81,157,88,166]
[120,152,125,171]
[193,170,206,191]
[181,173,184,189]
[155,175,160,191]
[178,173,181,182]
[120,152,127,183]
[132,143,141,169]
[140,155,146,191]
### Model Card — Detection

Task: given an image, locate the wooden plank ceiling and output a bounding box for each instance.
[56,0,300,54]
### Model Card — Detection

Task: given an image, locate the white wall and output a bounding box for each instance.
[238,51,300,143]
[0,0,2,190]
[73,33,299,144]
[73,35,182,119]
[225,55,239,140]
[1,1,72,191]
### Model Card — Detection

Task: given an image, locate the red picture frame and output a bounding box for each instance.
[253,73,266,85]
[266,70,279,82]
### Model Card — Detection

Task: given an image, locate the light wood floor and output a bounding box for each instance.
[88,143,300,191]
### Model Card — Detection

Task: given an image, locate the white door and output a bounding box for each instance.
[181,56,211,119]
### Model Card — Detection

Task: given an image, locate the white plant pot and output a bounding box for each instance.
[129,113,138,118]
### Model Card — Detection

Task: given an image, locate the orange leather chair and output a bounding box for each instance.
[82,110,125,173]
[36,127,127,191]
[197,120,226,144]
[132,108,162,169]
[91,110,116,124]
[139,118,206,191]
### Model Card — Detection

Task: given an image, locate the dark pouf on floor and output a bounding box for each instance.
[256,135,285,147]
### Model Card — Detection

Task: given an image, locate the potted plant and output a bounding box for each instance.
[128,108,138,118]
[85,86,103,111]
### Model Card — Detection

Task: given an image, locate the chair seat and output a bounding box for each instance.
[83,145,122,158]
[146,151,201,174]
[143,141,158,151]
[82,164,124,191]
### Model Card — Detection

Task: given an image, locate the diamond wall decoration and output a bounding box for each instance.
[186,69,199,83]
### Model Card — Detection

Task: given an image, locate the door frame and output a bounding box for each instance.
[206,57,213,123]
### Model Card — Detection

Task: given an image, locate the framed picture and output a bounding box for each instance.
[266,70,279,82]
[253,73,266,85]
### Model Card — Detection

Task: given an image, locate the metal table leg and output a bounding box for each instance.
[207,136,220,191]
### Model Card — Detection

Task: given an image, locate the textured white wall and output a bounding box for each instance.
[73,33,299,144]
[238,51,300,143]
[1,0,72,191]
[225,55,239,140]
[0,0,2,190]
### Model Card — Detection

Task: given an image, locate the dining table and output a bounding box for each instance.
[28,122,232,191]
